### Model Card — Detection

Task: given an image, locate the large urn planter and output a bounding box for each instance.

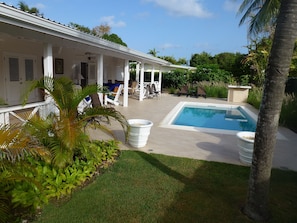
[127,119,153,148]
[236,131,255,165]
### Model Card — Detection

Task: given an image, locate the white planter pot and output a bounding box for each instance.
[128,119,153,148]
[236,131,255,165]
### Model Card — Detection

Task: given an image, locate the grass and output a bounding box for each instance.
[33,151,297,223]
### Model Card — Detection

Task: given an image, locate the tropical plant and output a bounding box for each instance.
[0,124,49,222]
[238,0,297,221]
[242,37,272,86]
[18,1,43,16]
[238,0,280,37]
[23,76,129,168]
[148,48,159,57]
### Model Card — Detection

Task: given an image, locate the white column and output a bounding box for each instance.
[97,54,103,86]
[42,43,55,117]
[151,65,155,84]
[43,43,53,78]
[158,69,162,93]
[123,59,129,107]
[139,62,145,101]
[136,62,140,83]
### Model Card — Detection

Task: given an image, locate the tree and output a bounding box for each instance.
[238,0,280,37]
[148,48,159,57]
[23,77,129,168]
[18,1,43,16]
[102,33,127,47]
[242,37,272,86]
[69,22,96,35]
[239,0,297,221]
[189,52,216,67]
[93,24,111,37]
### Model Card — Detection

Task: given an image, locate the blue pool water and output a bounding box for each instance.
[173,105,256,132]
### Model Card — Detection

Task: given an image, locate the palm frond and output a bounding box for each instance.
[238,0,280,37]
[0,125,49,166]
[82,106,129,141]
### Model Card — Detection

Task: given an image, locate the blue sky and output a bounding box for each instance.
[6,0,248,61]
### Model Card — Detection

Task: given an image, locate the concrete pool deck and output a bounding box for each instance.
[88,93,297,172]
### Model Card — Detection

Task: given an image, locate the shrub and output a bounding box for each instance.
[191,65,235,83]
[247,86,263,109]
[199,81,228,98]
[280,94,297,133]
[3,140,119,222]
[162,69,189,89]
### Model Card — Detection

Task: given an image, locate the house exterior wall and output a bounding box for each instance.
[0,33,129,106]
[0,37,44,105]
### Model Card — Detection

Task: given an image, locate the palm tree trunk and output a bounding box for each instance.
[243,1,297,221]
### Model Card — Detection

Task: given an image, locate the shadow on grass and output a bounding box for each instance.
[135,150,190,184]
[135,151,253,223]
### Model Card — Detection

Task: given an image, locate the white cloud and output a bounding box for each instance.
[35,3,45,9]
[99,16,126,28]
[159,43,180,50]
[144,0,212,18]
[223,0,240,12]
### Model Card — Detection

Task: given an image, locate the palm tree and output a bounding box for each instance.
[238,0,297,221]
[23,77,129,168]
[18,1,43,16]
[148,48,159,57]
[238,0,280,37]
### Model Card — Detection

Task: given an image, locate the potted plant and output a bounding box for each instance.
[236,131,255,165]
[127,119,153,148]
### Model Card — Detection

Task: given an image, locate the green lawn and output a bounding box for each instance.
[33,151,297,223]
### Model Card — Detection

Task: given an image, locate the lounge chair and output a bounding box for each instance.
[152,83,160,98]
[128,81,138,95]
[144,84,158,99]
[196,86,206,98]
[106,84,123,106]
[177,85,190,97]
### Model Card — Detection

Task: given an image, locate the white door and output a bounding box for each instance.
[4,54,38,105]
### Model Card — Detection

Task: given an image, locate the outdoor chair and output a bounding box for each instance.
[106,84,123,106]
[152,83,160,98]
[177,85,190,97]
[128,81,138,95]
[145,84,158,99]
[196,86,207,98]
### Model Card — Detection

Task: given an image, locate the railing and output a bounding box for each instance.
[0,101,52,126]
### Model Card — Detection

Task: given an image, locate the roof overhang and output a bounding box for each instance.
[0,3,171,67]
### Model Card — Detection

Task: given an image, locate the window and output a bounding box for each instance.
[9,58,19,81]
[25,59,34,81]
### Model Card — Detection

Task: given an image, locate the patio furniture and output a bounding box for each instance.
[145,84,158,99]
[106,84,123,106]
[152,83,160,98]
[128,81,138,95]
[177,85,190,97]
[196,86,206,98]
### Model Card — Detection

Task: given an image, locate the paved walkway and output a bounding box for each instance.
[88,93,297,171]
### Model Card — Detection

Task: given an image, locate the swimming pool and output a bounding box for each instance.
[160,102,258,135]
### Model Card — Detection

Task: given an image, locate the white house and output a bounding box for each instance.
[0,3,178,125]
